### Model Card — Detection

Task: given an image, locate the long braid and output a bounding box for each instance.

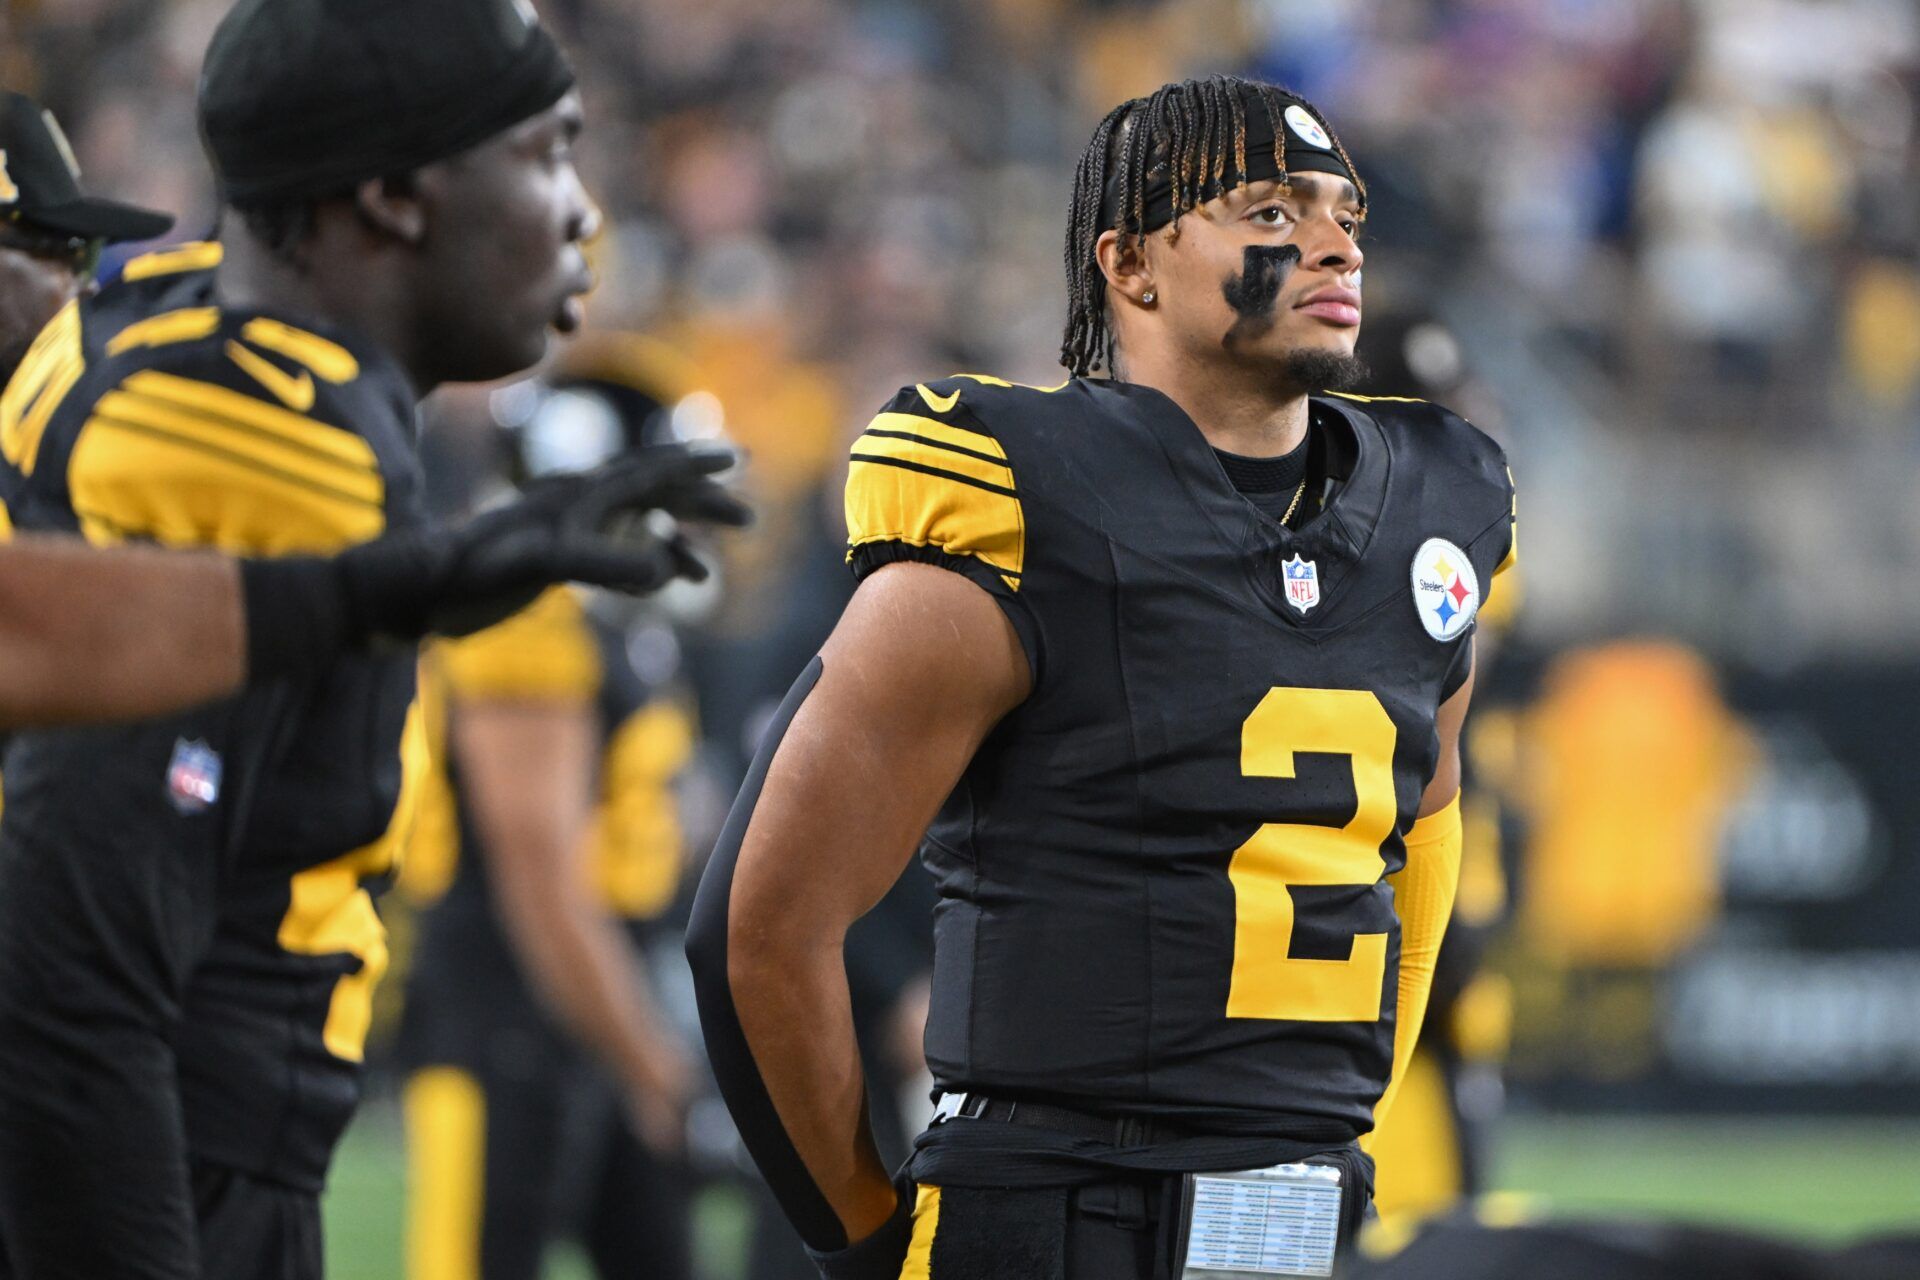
[1060,102,1129,376]
[1212,74,1234,191]
[1193,81,1216,205]
[1254,82,1292,195]
[1228,75,1249,191]
[1060,75,1355,379]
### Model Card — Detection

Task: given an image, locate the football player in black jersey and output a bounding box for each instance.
[399,353,707,1279]
[0,88,734,733]
[688,75,1513,1279]
[0,3,732,1278]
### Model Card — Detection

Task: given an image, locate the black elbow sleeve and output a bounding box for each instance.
[686,656,856,1252]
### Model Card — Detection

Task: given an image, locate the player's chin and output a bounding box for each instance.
[1262,335,1369,393]
[1283,310,1361,350]
[442,321,556,384]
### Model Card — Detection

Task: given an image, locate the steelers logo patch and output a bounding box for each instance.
[1410,537,1478,642]
[1284,105,1332,151]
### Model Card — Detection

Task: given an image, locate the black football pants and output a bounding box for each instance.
[893,1176,1178,1280]
[0,1158,319,1280]
[192,1161,324,1280]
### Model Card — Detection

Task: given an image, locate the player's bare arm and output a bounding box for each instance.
[687,561,1029,1254]
[453,691,696,1150]
[0,537,247,728]
[0,450,742,730]
[1420,651,1475,819]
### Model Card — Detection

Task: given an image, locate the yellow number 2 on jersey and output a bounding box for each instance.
[1227,687,1398,1022]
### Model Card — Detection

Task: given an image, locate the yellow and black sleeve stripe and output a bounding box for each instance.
[844,400,1025,594]
[0,300,85,477]
[66,368,388,555]
[433,585,602,704]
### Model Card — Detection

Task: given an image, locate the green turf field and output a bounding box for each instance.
[323,1101,1920,1278]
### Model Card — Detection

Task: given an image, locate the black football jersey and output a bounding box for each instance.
[0,241,425,1190]
[844,375,1514,1144]
[400,587,693,1065]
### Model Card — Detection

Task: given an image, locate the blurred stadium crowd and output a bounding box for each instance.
[6,0,1919,1276]
[14,0,1918,651]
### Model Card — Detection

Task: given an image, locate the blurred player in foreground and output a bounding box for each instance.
[689,75,1512,1279]
[1354,1207,1920,1280]
[399,350,708,1279]
[0,3,740,1277]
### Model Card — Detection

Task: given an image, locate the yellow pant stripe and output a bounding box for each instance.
[898,1184,941,1280]
[404,1067,487,1280]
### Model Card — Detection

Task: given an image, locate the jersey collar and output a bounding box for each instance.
[1115,380,1392,628]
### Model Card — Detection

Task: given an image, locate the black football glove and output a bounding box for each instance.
[241,444,749,678]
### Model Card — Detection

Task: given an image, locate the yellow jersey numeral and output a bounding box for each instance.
[1226,687,1397,1022]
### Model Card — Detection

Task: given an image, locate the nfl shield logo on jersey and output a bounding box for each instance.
[1410,537,1480,641]
[166,738,222,814]
[1281,553,1320,614]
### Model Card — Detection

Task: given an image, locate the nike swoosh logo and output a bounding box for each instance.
[226,340,316,412]
[917,384,960,414]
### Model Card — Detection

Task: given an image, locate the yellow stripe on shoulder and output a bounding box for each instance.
[855,424,1014,494]
[105,307,221,356]
[845,434,1025,590]
[119,369,379,469]
[866,412,1007,461]
[69,370,388,554]
[240,317,359,383]
[434,585,602,703]
[120,240,223,282]
[0,300,84,476]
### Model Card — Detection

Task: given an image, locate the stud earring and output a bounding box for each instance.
[1142,289,1156,305]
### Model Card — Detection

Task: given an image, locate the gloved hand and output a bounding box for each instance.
[242,444,749,677]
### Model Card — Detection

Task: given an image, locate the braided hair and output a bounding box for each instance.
[1060,75,1362,379]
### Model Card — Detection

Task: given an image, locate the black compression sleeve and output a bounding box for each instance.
[236,555,354,681]
[685,656,863,1253]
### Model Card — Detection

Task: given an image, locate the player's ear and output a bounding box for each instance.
[352,172,426,247]
[1097,228,1155,309]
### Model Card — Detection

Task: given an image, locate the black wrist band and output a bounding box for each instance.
[805,1187,916,1280]
[237,556,355,680]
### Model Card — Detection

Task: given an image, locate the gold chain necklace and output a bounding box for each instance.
[1280,477,1307,527]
